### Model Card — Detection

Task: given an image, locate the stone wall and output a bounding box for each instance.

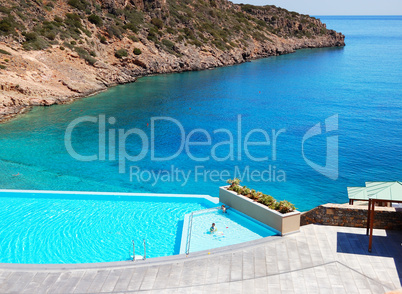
[301,203,402,230]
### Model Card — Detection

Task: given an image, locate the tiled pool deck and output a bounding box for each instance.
[0,224,401,293]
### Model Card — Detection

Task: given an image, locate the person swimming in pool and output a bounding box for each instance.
[210,223,216,233]
[221,205,227,213]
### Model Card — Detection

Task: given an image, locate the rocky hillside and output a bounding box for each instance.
[0,0,345,122]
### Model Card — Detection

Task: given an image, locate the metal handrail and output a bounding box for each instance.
[185,212,194,255]
[185,206,222,255]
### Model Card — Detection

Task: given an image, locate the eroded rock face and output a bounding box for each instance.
[101,0,129,12]
[101,0,166,11]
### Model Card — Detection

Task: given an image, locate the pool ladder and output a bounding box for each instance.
[132,239,147,261]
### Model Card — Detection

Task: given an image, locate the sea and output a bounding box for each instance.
[0,16,400,211]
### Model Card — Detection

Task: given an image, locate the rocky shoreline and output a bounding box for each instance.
[0,33,344,123]
[0,0,345,123]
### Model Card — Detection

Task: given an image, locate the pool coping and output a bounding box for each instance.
[0,234,282,271]
[0,189,219,205]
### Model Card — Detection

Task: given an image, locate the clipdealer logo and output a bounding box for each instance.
[64,114,339,185]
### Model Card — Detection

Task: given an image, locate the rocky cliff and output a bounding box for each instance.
[0,0,345,122]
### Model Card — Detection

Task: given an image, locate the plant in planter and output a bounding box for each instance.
[258,194,275,207]
[241,187,251,197]
[249,189,260,200]
[277,200,296,214]
[226,178,296,214]
[227,178,240,188]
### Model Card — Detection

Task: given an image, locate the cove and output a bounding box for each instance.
[0,16,400,211]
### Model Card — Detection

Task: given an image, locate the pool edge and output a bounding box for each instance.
[0,234,282,271]
[0,189,219,204]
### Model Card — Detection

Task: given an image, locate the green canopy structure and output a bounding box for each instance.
[347,181,402,252]
[347,181,402,204]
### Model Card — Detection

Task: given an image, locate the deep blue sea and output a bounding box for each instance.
[0,16,400,211]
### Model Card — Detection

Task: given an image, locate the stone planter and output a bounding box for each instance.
[219,186,300,235]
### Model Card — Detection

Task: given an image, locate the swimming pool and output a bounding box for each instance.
[0,190,217,264]
[181,208,279,254]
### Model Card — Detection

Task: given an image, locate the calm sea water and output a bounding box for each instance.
[0,16,400,211]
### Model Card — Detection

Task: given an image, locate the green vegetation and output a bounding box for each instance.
[258,194,275,206]
[75,46,96,65]
[162,39,174,50]
[99,35,107,44]
[0,49,11,55]
[151,18,163,29]
[88,14,103,27]
[62,13,84,40]
[129,35,139,42]
[0,14,26,36]
[106,24,124,39]
[114,48,128,59]
[22,32,50,50]
[147,30,158,42]
[0,0,335,54]
[0,64,6,69]
[133,48,141,55]
[44,2,54,11]
[67,0,90,12]
[226,179,296,214]
[54,16,63,23]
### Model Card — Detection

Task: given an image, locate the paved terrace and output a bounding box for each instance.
[0,224,401,293]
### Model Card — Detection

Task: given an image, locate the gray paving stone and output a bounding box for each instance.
[217,281,230,293]
[204,256,220,285]
[189,284,204,294]
[35,273,61,293]
[21,272,49,294]
[166,262,184,288]
[242,278,254,293]
[267,283,281,294]
[44,272,73,293]
[242,249,255,280]
[100,269,121,292]
[254,276,268,293]
[190,259,208,286]
[0,271,23,293]
[72,270,98,293]
[217,254,231,283]
[140,265,159,290]
[230,252,243,282]
[152,264,172,290]
[0,225,399,293]
[229,280,242,294]
[253,247,267,278]
[85,270,110,293]
[126,266,147,291]
[113,268,136,292]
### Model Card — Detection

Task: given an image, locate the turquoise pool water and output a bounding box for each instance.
[182,208,279,254]
[0,191,214,264]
